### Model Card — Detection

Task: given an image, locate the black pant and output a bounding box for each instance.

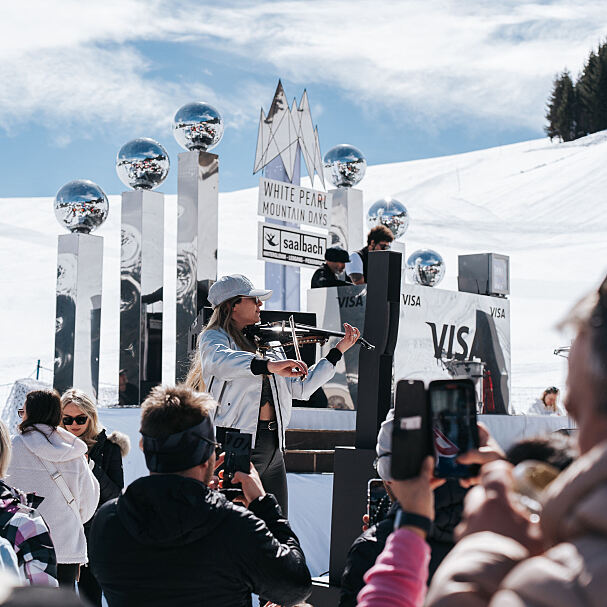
[78,563,102,606]
[251,427,288,516]
[57,563,79,589]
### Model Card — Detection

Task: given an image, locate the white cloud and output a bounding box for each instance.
[0,0,606,135]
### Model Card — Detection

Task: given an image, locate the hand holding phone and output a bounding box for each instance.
[367,479,390,527]
[223,431,252,489]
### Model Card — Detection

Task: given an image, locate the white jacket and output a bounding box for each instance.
[8,425,100,564]
[199,328,337,448]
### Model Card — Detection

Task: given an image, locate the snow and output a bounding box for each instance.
[2,132,606,412]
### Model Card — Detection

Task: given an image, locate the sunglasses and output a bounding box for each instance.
[62,415,88,426]
[377,243,391,250]
[17,409,24,418]
[232,296,261,307]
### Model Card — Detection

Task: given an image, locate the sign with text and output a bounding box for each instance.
[258,222,327,268]
[258,177,332,229]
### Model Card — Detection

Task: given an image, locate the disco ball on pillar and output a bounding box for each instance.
[323,144,366,188]
[54,180,109,234]
[173,102,224,151]
[116,138,170,190]
[406,249,445,287]
[367,197,409,239]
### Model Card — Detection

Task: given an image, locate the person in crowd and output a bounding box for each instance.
[0,420,57,586]
[89,384,312,607]
[8,390,99,589]
[311,247,353,288]
[356,456,438,607]
[425,274,607,606]
[0,572,89,606]
[118,370,138,406]
[346,225,394,285]
[188,274,360,514]
[339,408,466,607]
[528,385,563,415]
[0,539,19,579]
[60,388,129,606]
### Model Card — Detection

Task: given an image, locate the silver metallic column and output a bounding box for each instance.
[54,233,103,399]
[329,187,364,251]
[175,150,219,380]
[119,190,164,404]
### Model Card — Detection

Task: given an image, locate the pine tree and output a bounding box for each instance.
[545,74,565,141]
[577,50,601,135]
[545,72,576,141]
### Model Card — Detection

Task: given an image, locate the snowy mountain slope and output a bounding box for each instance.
[1,132,606,411]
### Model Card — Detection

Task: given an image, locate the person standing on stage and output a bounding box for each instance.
[311,247,353,289]
[347,225,394,285]
[189,274,360,515]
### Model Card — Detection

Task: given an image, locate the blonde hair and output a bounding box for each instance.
[0,421,11,478]
[60,388,103,449]
[184,297,256,392]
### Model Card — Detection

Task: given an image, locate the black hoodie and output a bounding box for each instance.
[89,474,311,607]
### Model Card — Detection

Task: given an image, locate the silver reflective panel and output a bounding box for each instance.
[406,249,445,287]
[367,197,409,239]
[323,144,366,188]
[54,233,103,399]
[54,180,109,234]
[175,150,219,380]
[173,102,224,151]
[119,191,164,404]
[329,187,364,252]
[116,138,169,190]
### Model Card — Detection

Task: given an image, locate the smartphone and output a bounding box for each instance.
[223,431,252,486]
[367,479,390,527]
[429,379,479,478]
[391,380,433,480]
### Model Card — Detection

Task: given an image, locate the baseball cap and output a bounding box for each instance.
[325,247,350,263]
[207,274,272,308]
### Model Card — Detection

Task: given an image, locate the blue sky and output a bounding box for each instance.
[1,0,606,197]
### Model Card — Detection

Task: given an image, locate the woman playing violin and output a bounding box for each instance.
[186,274,360,514]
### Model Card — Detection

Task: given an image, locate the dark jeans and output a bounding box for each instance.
[57,563,79,589]
[78,562,102,606]
[251,427,288,516]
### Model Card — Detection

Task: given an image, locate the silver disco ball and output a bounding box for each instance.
[367,197,409,239]
[173,102,224,151]
[323,144,366,188]
[116,138,169,190]
[54,179,109,234]
[406,249,445,287]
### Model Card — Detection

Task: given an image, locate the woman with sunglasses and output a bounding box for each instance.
[60,388,130,607]
[186,274,360,515]
[8,389,99,589]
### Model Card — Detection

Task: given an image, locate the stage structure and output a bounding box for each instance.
[323,144,366,252]
[173,102,223,381]
[53,179,108,400]
[254,80,326,310]
[116,138,169,404]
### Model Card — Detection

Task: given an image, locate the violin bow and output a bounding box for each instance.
[288,315,307,379]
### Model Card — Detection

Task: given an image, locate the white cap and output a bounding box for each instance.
[207,275,272,308]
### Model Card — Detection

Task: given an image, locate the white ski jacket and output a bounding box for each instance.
[8,425,100,564]
[199,328,337,449]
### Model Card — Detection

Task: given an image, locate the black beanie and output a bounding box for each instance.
[325,247,350,263]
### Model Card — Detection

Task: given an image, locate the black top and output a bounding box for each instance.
[88,430,124,515]
[355,247,369,282]
[89,475,311,607]
[310,263,353,289]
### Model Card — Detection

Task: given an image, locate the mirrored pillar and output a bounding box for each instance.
[329,187,363,252]
[54,233,103,399]
[119,190,164,404]
[175,150,218,381]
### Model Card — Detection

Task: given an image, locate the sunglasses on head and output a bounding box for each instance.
[62,415,88,426]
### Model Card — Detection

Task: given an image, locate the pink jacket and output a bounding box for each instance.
[356,528,430,607]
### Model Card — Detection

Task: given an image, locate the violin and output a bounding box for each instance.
[244,320,375,351]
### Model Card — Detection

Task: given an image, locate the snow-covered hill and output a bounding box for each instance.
[2,132,607,411]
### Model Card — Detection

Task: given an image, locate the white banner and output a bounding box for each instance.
[258,177,332,229]
[258,222,327,268]
[394,284,511,414]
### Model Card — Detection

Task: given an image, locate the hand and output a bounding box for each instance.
[232,462,266,506]
[387,456,443,521]
[336,323,361,353]
[456,422,506,488]
[267,359,308,378]
[456,460,544,554]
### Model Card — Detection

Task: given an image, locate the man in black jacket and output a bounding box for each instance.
[89,385,311,607]
[311,247,352,288]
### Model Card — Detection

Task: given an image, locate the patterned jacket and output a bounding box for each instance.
[0,480,58,586]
